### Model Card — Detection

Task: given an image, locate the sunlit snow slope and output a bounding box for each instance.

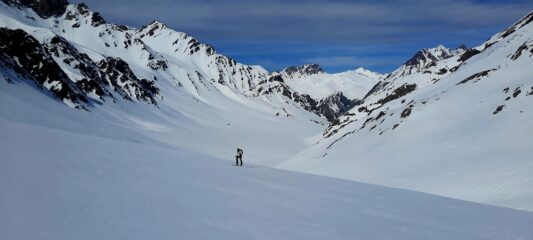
[280,65,381,100]
[280,11,533,211]
[2,81,533,240]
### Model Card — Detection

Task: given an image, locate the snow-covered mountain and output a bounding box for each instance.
[2,1,533,238]
[1,0,531,210]
[386,44,466,79]
[279,11,533,211]
[0,0,375,122]
[0,0,266,106]
[0,0,335,167]
[271,64,381,121]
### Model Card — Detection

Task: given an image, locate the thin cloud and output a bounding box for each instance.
[78,0,533,43]
[74,0,533,72]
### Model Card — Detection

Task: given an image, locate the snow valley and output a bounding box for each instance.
[1,0,533,239]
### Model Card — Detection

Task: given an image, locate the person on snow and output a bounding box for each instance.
[235,148,243,166]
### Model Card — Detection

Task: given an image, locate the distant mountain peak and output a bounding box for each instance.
[137,20,169,37]
[354,67,368,73]
[456,44,468,51]
[146,20,167,29]
[352,67,383,80]
[383,44,468,79]
[354,67,377,74]
[404,45,452,67]
[281,64,324,78]
[63,2,105,27]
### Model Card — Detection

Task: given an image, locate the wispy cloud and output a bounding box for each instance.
[75,0,533,73]
[78,0,532,43]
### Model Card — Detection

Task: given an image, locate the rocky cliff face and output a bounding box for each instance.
[281,64,324,78]
[0,28,88,108]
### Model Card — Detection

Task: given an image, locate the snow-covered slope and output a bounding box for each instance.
[279,11,533,211]
[280,65,381,100]
[387,44,466,79]
[2,86,533,239]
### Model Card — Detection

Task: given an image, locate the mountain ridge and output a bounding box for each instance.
[279,10,533,211]
[0,0,381,122]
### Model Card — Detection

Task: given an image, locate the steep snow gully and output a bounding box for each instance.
[1,1,533,239]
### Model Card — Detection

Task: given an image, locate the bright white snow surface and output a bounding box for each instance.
[280,13,533,211]
[281,67,381,100]
[2,118,533,240]
[1,72,533,240]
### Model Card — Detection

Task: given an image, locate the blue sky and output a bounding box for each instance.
[77,0,533,73]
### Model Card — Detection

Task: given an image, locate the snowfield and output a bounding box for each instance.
[1,63,533,240]
[2,118,533,240]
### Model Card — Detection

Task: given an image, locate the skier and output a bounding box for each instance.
[235,148,243,166]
